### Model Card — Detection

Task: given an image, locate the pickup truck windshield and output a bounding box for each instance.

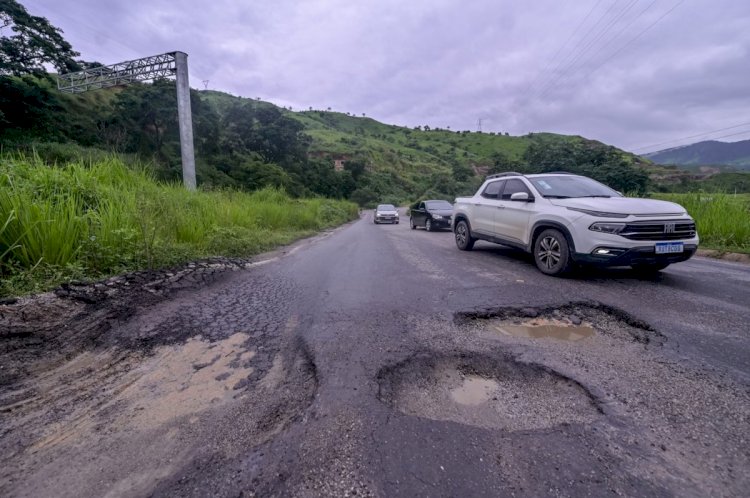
[529,176,620,198]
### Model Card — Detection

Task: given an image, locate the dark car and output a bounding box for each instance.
[374,204,399,224]
[409,200,453,231]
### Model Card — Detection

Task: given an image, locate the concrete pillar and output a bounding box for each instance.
[174,51,196,190]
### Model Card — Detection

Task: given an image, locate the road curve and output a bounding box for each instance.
[2,210,748,497]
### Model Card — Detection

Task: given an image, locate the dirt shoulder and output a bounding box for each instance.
[696,248,750,264]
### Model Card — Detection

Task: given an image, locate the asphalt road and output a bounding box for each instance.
[2,210,749,497]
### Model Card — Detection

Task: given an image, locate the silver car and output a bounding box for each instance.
[374,204,399,224]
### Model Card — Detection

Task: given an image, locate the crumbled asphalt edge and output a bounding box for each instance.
[376,350,606,416]
[0,257,256,387]
[453,300,665,346]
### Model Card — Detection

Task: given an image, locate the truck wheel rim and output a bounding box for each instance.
[538,236,561,269]
[456,224,466,245]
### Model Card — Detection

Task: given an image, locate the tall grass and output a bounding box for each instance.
[0,154,358,296]
[654,193,750,253]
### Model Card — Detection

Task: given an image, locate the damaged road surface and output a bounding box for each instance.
[1,215,749,497]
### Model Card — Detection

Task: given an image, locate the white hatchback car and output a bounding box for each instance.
[452,172,699,276]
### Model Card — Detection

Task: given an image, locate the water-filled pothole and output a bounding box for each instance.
[491,318,595,341]
[456,302,662,346]
[378,353,601,431]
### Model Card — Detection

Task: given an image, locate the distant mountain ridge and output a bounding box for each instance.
[644,139,750,169]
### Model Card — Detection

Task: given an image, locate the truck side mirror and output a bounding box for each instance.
[510,192,532,202]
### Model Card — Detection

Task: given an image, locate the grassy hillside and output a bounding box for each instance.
[5,76,719,204]
[201,90,643,173]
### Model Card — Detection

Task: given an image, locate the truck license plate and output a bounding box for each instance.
[655,242,683,254]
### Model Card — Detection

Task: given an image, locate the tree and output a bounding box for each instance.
[0,0,80,75]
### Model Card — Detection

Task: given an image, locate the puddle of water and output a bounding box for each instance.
[450,375,499,406]
[492,318,595,341]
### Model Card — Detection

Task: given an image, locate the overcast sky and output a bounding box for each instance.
[23,0,750,153]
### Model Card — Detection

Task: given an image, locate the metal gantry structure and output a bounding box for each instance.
[57,52,196,190]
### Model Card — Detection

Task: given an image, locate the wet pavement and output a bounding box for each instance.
[1,211,749,497]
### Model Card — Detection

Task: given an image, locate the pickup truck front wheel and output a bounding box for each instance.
[534,229,573,276]
[454,220,476,251]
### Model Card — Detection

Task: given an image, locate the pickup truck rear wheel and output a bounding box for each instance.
[454,220,475,251]
[534,229,573,276]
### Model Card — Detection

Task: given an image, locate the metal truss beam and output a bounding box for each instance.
[57,52,178,93]
[56,52,196,190]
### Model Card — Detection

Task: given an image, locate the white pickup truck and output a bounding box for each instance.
[452,172,699,276]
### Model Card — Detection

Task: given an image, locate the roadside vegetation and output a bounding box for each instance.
[0,155,358,297]
[653,193,750,253]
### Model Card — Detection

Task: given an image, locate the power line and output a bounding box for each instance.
[523,0,602,99]
[707,129,750,142]
[632,121,750,153]
[535,0,639,100]
[583,0,685,80]
[527,0,619,102]
[572,0,658,78]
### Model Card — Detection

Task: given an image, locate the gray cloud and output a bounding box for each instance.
[27,0,750,152]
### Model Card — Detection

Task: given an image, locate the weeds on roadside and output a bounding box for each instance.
[653,193,750,253]
[0,154,358,297]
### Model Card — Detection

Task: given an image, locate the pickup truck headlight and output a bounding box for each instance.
[589,222,626,234]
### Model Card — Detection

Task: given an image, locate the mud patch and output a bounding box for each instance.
[377,352,601,431]
[27,332,256,451]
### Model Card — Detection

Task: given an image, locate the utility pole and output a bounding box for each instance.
[477,118,483,132]
[57,51,197,190]
[174,52,196,190]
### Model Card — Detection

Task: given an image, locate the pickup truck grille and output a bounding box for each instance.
[620,221,696,241]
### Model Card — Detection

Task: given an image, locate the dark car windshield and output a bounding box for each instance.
[528,175,620,198]
[377,204,396,211]
[425,200,453,210]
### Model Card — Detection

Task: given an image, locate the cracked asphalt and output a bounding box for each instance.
[1,210,749,497]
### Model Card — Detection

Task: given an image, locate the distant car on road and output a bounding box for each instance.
[374,204,399,224]
[410,200,454,231]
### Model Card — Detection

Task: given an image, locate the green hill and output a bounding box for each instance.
[2,76,664,203]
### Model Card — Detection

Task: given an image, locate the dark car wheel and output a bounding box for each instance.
[533,229,573,276]
[410,217,416,229]
[632,262,670,273]
[425,219,433,232]
[454,220,475,251]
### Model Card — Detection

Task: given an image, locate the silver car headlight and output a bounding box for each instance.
[433,215,443,220]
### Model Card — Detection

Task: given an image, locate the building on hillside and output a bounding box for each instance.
[333,159,346,171]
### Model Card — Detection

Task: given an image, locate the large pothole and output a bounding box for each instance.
[377,352,601,431]
[456,301,663,346]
